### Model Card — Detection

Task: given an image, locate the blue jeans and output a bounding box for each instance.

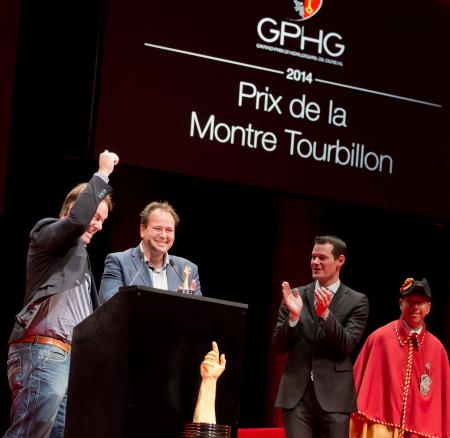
[3,342,70,438]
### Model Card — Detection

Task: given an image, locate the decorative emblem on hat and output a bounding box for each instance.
[400,277,414,292]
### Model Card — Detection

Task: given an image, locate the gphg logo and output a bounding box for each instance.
[291,0,323,21]
[257,18,345,58]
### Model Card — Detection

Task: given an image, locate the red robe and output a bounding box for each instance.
[353,320,450,437]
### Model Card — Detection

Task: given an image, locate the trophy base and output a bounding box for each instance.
[177,287,195,295]
[180,422,231,438]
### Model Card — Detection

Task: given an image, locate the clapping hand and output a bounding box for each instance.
[282,281,303,322]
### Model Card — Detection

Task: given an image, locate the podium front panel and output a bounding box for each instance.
[65,287,247,438]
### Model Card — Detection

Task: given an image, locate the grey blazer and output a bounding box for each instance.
[273,281,369,413]
[99,244,201,304]
[9,175,113,343]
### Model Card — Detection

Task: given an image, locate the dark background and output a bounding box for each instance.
[0,0,449,432]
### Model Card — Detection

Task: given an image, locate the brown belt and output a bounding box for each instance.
[11,335,71,354]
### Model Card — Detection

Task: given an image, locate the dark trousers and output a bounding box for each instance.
[282,380,350,438]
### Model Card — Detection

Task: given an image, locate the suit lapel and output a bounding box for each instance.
[300,283,320,341]
[329,284,348,314]
[86,252,100,310]
[167,266,179,292]
[304,283,317,322]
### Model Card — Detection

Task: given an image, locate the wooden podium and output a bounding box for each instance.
[65,286,247,438]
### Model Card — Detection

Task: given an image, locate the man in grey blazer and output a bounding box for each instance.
[4,150,119,438]
[99,201,201,303]
[273,235,369,438]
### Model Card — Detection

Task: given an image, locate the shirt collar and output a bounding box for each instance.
[139,242,169,269]
[315,279,340,294]
[401,319,423,334]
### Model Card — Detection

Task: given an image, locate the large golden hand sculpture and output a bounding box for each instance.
[193,341,226,424]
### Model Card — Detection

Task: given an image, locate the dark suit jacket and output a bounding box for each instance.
[9,174,112,343]
[273,281,369,413]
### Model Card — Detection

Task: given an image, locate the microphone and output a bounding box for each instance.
[169,258,194,294]
[169,258,184,284]
[130,255,145,285]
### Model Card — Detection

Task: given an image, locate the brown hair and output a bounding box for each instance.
[314,235,347,259]
[139,201,180,227]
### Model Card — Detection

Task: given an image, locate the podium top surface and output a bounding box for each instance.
[118,285,249,310]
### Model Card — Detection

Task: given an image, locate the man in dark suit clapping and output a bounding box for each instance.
[273,235,369,438]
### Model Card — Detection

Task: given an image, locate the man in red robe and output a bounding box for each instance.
[350,278,449,438]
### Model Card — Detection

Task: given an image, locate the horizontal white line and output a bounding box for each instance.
[314,78,442,108]
[144,42,442,108]
[144,43,284,75]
